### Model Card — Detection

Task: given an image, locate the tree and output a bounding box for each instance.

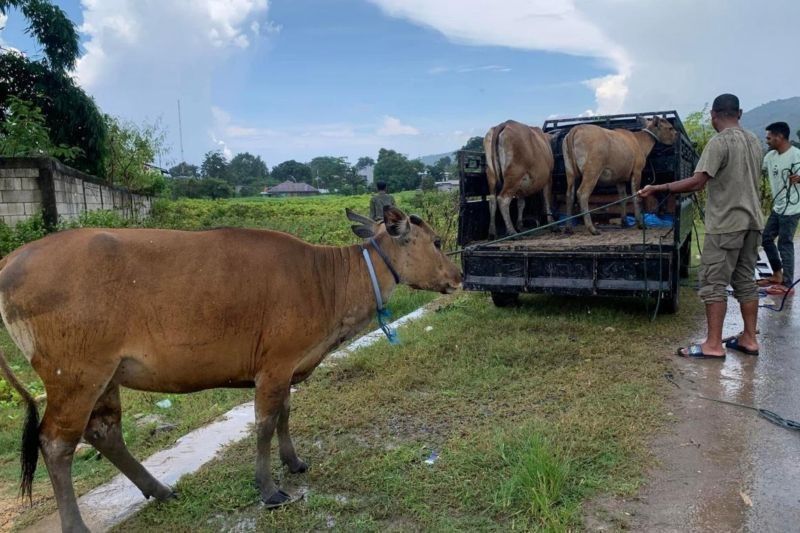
[354,156,375,171]
[308,156,350,190]
[0,1,108,176]
[104,115,167,194]
[169,162,199,178]
[427,156,452,182]
[201,150,228,181]
[373,148,425,192]
[169,177,233,199]
[461,136,484,152]
[0,96,82,161]
[271,160,312,184]
[228,152,268,186]
[684,106,714,154]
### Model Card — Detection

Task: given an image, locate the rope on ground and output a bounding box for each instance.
[698,395,800,432]
[663,374,800,433]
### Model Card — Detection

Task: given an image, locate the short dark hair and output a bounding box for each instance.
[376,181,387,191]
[711,93,740,118]
[766,121,791,140]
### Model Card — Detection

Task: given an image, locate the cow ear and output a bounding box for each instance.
[637,115,648,127]
[652,116,661,126]
[346,208,376,239]
[345,208,375,226]
[351,224,375,239]
[384,206,410,238]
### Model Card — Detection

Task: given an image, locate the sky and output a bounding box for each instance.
[1,0,798,170]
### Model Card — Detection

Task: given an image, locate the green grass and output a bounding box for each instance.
[0,193,448,529]
[107,289,703,532]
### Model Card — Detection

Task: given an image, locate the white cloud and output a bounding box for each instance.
[73,0,272,165]
[429,64,512,75]
[370,0,800,117]
[377,116,420,136]
[367,0,631,113]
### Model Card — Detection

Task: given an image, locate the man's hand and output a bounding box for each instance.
[637,184,660,198]
[790,174,800,185]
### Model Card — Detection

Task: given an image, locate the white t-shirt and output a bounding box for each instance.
[763,145,800,216]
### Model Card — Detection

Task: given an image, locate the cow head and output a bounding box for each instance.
[346,207,462,294]
[644,116,678,145]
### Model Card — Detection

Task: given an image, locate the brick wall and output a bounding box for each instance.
[0,157,152,227]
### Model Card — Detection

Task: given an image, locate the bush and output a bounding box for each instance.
[0,213,48,256]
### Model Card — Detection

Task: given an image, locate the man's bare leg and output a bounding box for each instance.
[699,301,727,356]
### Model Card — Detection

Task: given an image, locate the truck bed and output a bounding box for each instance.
[474,225,675,252]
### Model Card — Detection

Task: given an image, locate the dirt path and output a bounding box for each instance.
[588,289,800,532]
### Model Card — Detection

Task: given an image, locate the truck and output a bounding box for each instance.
[457,111,699,314]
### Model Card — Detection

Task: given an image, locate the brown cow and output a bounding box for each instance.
[484,120,555,239]
[0,206,461,533]
[562,116,678,235]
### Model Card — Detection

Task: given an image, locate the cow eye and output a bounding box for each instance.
[434,239,442,249]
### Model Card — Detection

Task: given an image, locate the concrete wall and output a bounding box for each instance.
[0,157,152,227]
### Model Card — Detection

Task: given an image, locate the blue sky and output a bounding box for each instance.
[2,1,798,170]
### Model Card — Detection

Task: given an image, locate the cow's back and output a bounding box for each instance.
[568,124,639,177]
[0,228,327,386]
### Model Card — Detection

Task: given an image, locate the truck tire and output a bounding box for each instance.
[490,292,519,307]
[660,289,679,314]
[679,234,691,278]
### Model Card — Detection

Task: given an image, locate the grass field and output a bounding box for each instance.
[0,193,452,529]
[110,290,704,532]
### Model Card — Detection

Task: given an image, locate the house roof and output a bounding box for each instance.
[268,181,320,193]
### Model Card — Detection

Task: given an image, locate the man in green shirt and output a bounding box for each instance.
[370,182,396,221]
[639,94,764,359]
[759,121,800,296]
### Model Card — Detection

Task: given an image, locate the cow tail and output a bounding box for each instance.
[0,349,39,502]
[563,129,580,185]
[489,122,507,196]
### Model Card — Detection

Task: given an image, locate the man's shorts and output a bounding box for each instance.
[697,230,761,304]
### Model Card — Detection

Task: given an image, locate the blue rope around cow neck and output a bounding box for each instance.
[361,246,400,345]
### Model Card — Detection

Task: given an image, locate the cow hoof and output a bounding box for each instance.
[144,483,176,501]
[287,459,308,474]
[589,229,601,236]
[262,489,297,509]
[563,227,573,235]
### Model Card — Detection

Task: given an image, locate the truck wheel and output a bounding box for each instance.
[660,289,679,314]
[679,235,691,278]
[491,292,519,307]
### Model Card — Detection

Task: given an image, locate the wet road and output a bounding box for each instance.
[625,279,800,532]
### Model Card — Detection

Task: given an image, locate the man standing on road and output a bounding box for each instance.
[758,122,800,296]
[639,94,764,359]
[370,181,396,221]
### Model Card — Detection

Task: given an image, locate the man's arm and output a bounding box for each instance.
[638,171,712,198]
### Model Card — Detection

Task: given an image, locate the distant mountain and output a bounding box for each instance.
[741,96,800,144]
[417,151,456,166]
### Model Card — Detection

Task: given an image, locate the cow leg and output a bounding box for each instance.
[277,395,307,474]
[254,376,293,506]
[564,175,576,235]
[631,172,644,228]
[83,384,174,501]
[498,194,517,235]
[577,175,601,235]
[542,182,558,232]
[38,379,108,533]
[488,194,498,240]
[516,196,526,232]
[616,183,628,228]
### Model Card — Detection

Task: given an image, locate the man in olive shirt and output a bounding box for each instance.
[639,94,764,359]
[370,181,396,221]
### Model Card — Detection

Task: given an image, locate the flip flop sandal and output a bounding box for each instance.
[677,344,725,360]
[725,337,759,356]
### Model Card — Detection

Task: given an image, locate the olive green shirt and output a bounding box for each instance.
[695,127,764,234]
[369,192,396,221]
